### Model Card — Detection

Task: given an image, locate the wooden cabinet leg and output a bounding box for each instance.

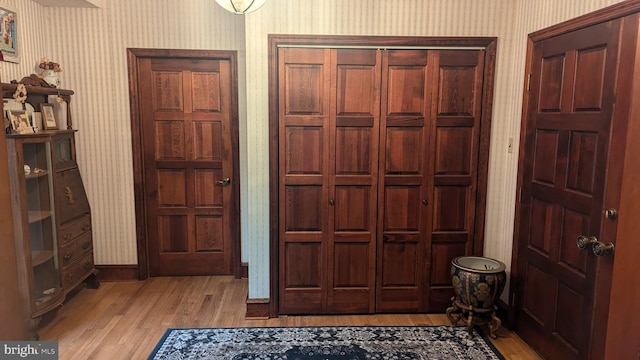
[28,317,41,340]
[84,270,100,289]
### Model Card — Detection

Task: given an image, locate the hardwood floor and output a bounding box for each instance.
[39,276,541,359]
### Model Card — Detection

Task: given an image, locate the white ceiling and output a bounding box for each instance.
[29,0,103,8]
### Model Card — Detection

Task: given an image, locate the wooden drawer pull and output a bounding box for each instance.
[63,252,73,260]
[83,261,93,270]
[81,241,90,250]
[66,274,74,282]
[81,223,91,231]
[64,233,73,241]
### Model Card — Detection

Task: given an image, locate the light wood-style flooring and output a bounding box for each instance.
[39,276,541,359]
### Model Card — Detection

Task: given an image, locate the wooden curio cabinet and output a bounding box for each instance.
[7,134,64,326]
[4,84,97,339]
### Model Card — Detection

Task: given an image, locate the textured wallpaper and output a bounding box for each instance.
[1,0,247,266]
[0,0,46,80]
[243,0,624,300]
[0,0,625,302]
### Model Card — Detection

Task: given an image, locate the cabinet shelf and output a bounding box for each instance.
[35,294,54,306]
[35,289,61,308]
[31,250,54,267]
[25,170,49,180]
[28,211,52,224]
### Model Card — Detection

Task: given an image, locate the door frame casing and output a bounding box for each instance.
[268,35,497,318]
[127,48,242,279]
[510,1,640,358]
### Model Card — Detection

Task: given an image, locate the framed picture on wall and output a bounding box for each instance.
[0,5,18,63]
[40,103,58,130]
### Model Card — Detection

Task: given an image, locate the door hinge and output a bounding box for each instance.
[527,73,532,91]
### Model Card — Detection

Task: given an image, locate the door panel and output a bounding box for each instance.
[377,49,485,312]
[279,48,380,314]
[428,50,485,310]
[515,20,621,360]
[279,48,331,313]
[376,50,430,312]
[423,51,485,311]
[328,49,380,313]
[137,55,237,276]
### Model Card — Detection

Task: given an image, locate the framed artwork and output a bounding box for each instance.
[47,95,69,129]
[40,103,58,130]
[0,5,17,63]
[9,110,32,134]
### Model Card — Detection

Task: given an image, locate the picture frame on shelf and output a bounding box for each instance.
[47,95,69,129]
[40,103,58,130]
[0,5,18,63]
[32,111,42,132]
[3,110,9,133]
[9,110,33,134]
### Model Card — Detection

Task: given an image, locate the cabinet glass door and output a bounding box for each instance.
[23,140,62,311]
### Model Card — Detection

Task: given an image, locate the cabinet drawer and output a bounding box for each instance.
[62,251,94,289]
[60,232,93,268]
[54,168,90,225]
[58,214,91,245]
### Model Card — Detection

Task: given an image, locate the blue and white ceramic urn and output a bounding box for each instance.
[451,256,506,310]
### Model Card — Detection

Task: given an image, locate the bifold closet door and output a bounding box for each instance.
[376,50,485,312]
[277,46,486,314]
[278,48,380,314]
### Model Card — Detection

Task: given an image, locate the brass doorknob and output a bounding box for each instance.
[592,241,615,256]
[576,235,597,250]
[216,177,231,185]
[603,208,618,220]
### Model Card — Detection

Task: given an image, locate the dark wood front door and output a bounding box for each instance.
[129,49,240,277]
[514,20,622,359]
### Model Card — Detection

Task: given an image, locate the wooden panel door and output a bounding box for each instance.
[278,47,330,313]
[514,20,621,360]
[376,50,432,312]
[376,49,485,312]
[137,54,238,276]
[278,48,380,314]
[328,49,380,313]
[426,50,486,310]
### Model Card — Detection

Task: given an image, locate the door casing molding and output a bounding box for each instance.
[267,35,497,318]
[127,48,242,280]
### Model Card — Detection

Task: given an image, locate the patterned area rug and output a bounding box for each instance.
[148,326,504,360]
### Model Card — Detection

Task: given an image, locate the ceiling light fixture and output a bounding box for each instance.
[215,0,266,14]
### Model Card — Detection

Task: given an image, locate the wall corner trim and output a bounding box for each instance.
[246,297,270,319]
